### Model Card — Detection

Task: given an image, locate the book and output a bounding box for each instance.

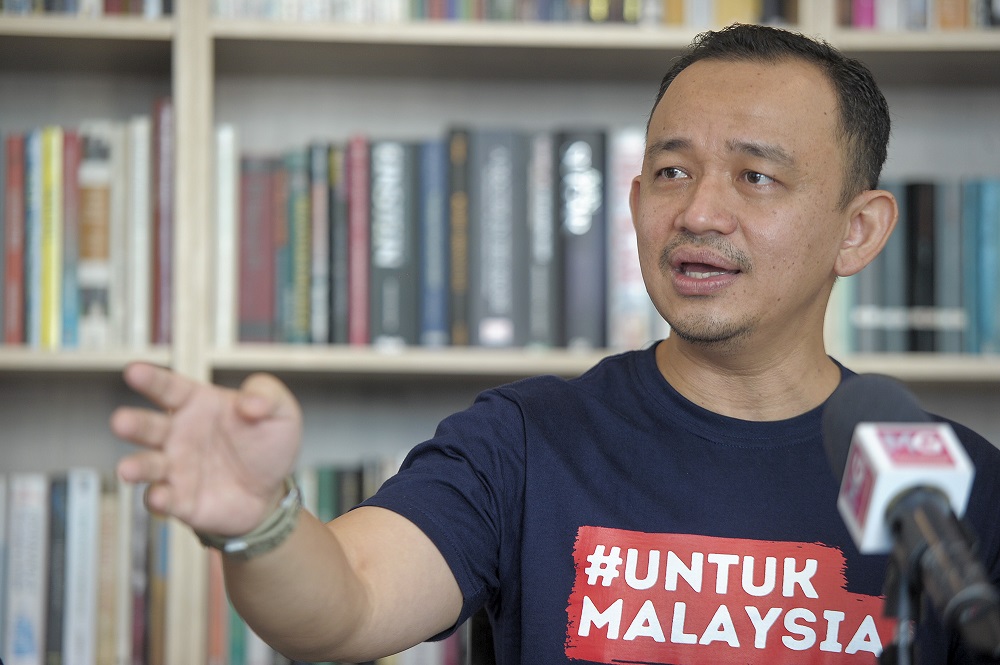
[961,178,981,354]
[95,475,121,665]
[904,181,936,352]
[114,482,135,665]
[933,180,963,353]
[282,147,311,344]
[715,0,761,24]
[4,473,50,665]
[328,144,350,345]
[606,126,653,351]
[77,121,115,350]
[63,468,101,665]
[881,180,908,353]
[4,133,26,344]
[40,125,64,350]
[214,125,239,348]
[108,123,128,350]
[976,178,1000,354]
[128,485,150,665]
[152,97,174,346]
[308,141,330,345]
[525,130,560,348]
[418,137,450,347]
[555,128,607,350]
[467,128,530,348]
[346,134,371,346]
[61,129,82,349]
[46,475,69,665]
[205,550,228,665]
[369,139,419,349]
[24,128,43,348]
[238,156,276,343]
[126,115,153,350]
[271,160,290,343]
[446,128,471,346]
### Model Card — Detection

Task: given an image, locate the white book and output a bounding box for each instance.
[78,0,104,16]
[114,482,134,665]
[685,0,713,27]
[0,475,8,658]
[4,473,50,665]
[126,115,152,350]
[877,0,903,30]
[63,468,102,665]
[95,475,121,665]
[77,121,116,351]
[143,0,163,18]
[214,124,239,349]
[605,126,654,351]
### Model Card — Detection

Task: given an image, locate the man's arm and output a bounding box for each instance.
[111,362,463,662]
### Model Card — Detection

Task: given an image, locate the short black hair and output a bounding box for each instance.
[650,23,891,209]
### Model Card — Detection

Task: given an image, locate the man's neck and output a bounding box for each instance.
[654,335,842,422]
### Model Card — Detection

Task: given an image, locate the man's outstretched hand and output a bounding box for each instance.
[111,362,303,537]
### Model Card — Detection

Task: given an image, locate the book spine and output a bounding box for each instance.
[308,142,330,344]
[881,180,908,353]
[126,116,153,350]
[284,148,311,344]
[346,134,370,346]
[370,140,419,348]
[108,124,128,349]
[25,128,43,348]
[526,130,560,348]
[271,163,290,343]
[77,122,114,350]
[114,482,135,665]
[933,180,964,353]
[328,144,350,345]
[213,125,239,349]
[61,129,82,349]
[418,137,450,347]
[63,468,101,665]
[905,181,936,352]
[129,485,149,665]
[41,125,64,350]
[46,476,69,665]
[447,128,471,346]
[5,473,50,665]
[95,476,120,665]
[961,179,981,354]
[237,157,276,343]
[467,129,529,347]
[977,179,1000,353]
[556,129,608,350]
[605,126,651,351]
[4,133,26,344]
[152,98,174,346]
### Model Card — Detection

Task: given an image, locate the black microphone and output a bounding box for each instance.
[822,374,1000,658]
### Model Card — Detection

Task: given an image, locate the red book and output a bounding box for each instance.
[4,133,26,345]
[237,156,276,343]
[346,134,370,346]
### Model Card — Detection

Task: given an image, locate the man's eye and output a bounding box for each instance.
[745,171,775,185]
[659,167,688,180]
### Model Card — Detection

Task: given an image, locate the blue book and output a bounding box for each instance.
[419,138,450,347]
[961,179,981,354]
[24,129,42,348]
[978,179,1000,354]
[61,130,81,348]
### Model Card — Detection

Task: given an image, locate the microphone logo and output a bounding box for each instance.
[874,425,955,466]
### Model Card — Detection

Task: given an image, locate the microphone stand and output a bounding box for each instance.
[879,537,921,665]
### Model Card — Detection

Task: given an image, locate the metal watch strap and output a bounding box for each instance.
[197,476,301,561]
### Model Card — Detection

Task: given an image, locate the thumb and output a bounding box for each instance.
[236,372,300,423]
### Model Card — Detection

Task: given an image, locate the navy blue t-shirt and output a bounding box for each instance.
[362,345,1000,664]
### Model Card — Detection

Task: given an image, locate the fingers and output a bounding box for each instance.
[110,405,171,449]
[117,449,169,485]
[123,361,198,412]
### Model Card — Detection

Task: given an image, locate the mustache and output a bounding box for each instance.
[658,231,753,274]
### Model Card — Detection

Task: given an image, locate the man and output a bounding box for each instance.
[111,23,1000,664]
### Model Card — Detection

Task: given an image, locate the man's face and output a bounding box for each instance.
[631,57,851,353]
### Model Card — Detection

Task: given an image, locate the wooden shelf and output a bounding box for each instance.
[207,346,1000,384]
[0,347,171,373]
[0,15,173,74]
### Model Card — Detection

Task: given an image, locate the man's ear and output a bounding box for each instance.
[835,189,898,278]
[629,174,641,232]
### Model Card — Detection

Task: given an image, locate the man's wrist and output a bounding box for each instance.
[196,476,302,561]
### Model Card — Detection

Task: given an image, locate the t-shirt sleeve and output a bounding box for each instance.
[357,386,526,633]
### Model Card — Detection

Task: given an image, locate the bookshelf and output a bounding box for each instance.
[3,1,1000,663]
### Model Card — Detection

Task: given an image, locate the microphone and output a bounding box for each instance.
[822,374,1000,658]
